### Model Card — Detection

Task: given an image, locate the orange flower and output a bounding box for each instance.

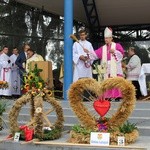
[24,84,30,90]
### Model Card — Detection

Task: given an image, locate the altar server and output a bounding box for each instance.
[73,29,94,82]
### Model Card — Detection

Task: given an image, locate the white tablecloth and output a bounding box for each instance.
[138,63,150,96]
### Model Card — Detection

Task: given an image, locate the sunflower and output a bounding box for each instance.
[47,90,52,97]
[28,75,34,80]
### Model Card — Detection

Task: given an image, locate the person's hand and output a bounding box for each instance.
[109,49,115,54]
[22,62,26,69]
[79,55,88,62]
[122,62,126,68]
[83,48,89,53]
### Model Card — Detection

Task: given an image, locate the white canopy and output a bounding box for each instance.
[16,0,150,26]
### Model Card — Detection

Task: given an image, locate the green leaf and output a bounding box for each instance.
[119,121,138,134]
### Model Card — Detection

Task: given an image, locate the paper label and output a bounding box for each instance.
[118,136,125,146]
[90,132,110,146]
[14,132,20,142]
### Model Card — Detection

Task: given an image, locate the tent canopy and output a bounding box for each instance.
[16,0,150,26]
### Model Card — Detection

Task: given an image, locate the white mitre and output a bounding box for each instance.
[104,27,112,38]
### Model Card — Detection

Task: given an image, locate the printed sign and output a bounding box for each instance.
[14,132,20,142]
[118,136,125,146]
[42,127,52,131]
[90,132,110,146]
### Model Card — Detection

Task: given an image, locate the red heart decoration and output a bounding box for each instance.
[93,100,111,117]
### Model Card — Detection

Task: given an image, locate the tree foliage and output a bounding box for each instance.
[0,0,65,69]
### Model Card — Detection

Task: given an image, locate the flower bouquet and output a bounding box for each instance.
[0,81,8,89]
[22,64,49,95]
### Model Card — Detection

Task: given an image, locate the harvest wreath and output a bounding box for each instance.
[8,64,64,141]
[68,77,139,145]
[9,89,64,141]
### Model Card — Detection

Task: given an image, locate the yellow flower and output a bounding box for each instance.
[38,82,43,89]
[24,76,29,83]
[30,72,35,76]
[28,75,34,80]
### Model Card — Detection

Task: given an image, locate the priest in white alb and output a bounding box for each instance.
[73,29,94,82]
[0,46,12,96]
[10,47,21,96]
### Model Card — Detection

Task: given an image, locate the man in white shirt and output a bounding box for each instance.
[73,29,94,82]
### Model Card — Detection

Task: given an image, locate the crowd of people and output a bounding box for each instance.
[0,44,44,98]
[0,27,143,100]
[73,27,142,100]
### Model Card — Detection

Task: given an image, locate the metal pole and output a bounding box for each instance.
[64,0,73,100]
